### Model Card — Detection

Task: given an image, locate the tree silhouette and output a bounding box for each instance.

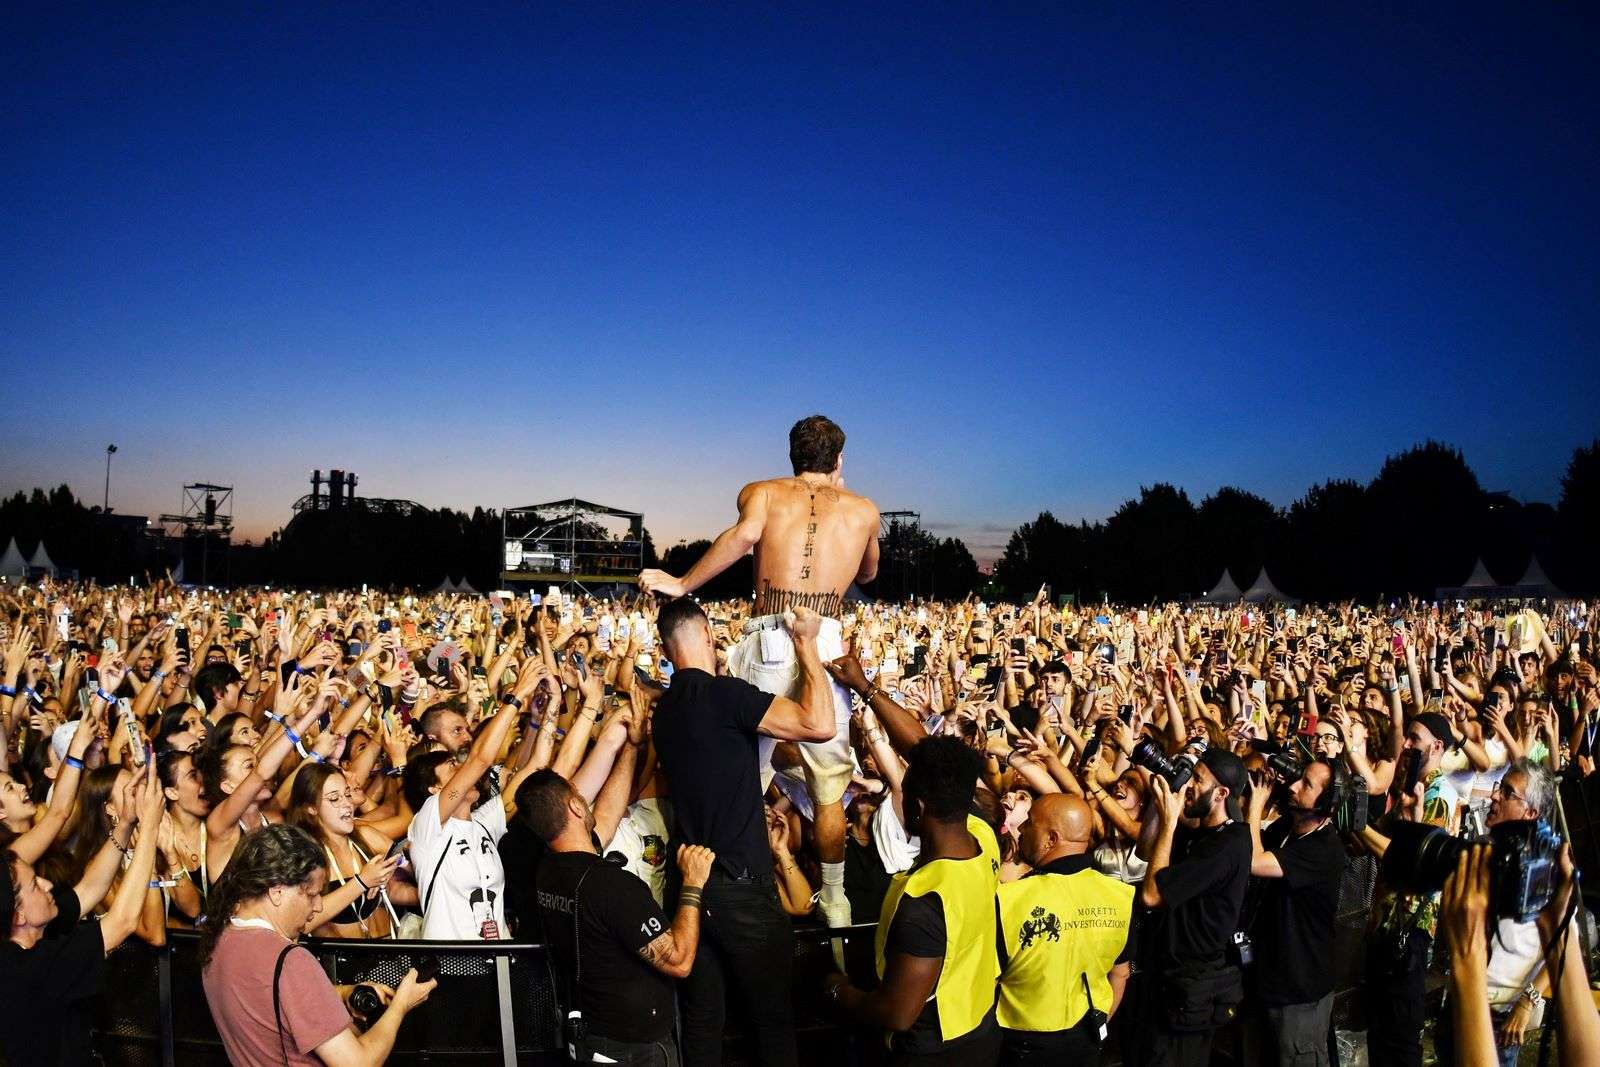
[1557,440,1600,592]
[1195,487,1281,595]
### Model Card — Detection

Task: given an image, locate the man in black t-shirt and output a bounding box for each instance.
[1127,748,1254,1067]
[523,768,715,1065]
[651,598,836,1067]
[1245,758,1349,1067]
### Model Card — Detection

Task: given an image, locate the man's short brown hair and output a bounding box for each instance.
[789,415,846,475]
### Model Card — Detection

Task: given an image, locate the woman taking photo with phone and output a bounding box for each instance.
[286,763,411,938]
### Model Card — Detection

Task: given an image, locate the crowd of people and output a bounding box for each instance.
[1,417,1598,1067]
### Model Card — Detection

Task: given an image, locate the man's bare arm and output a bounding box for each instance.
[642,483,769,597]
[856,507,881,584]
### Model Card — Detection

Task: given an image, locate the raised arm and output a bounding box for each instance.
[757,609,834,742]
[640,482,769,598]
[436,661,541,826]
[96,764,163,953]
[14,691,103,864]
[591,719,642,847]
[206,680,317,838]
[637,846,714,979]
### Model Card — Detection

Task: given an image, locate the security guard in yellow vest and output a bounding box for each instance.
[824,737,1002,1065]
[997,794,1133,1065]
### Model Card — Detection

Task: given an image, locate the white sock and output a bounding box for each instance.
[820,861,845,900]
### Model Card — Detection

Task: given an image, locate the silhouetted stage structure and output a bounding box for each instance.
[501,498,644,592]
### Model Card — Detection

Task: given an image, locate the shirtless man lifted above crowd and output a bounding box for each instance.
[640,414,878,929]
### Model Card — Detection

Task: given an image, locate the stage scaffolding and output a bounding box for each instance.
[500,498,643,592]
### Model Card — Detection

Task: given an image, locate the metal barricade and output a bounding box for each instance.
[94,923,882,1066]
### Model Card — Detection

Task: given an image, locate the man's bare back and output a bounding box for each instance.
[746,476,877,616]
[638,476,878,612]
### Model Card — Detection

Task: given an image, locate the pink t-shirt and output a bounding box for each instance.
[203,923,351,1066]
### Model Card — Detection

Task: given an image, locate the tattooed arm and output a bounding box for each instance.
[636,845,714,980]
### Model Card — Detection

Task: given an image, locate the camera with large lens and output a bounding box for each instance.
[1263,751,1302,781]
[1381,818,1562,923]
[346,983,384,1028]
[1131,737,1207,790]
[1259,752,1369,833]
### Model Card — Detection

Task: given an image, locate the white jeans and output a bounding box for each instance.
[726,614,854,806]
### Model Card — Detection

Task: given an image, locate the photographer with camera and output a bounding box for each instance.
[200,824,436,1067]
[1351,710,1460,1067]
[1432,758,1558,1067]
[1124,745,1253,1067]
[1243,756,1352,1067]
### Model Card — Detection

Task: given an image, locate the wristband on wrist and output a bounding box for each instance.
[96,688,117,704]
[354,873,369,891]
[153,670,167,681]
[284,726,302,747]
[149,879,177,889]
[0,685,15,697]
[64,755,86,770]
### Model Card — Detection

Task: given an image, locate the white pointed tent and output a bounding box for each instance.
[1242,568,1297,605]
[1199,569,1244,603]
[1460,558,1498,590]
[453,577,480,596]
[432,576,460,594]
[0,539,27,579]
[25,541,58,578]
[1436,557,1561,600]
[1512,556,1562,597]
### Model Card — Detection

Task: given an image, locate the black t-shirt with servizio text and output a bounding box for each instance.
[1248,818,1346,1005]
[1143,821,1253,973]
[537,850,677,1043]
[650,667,775,878]
[0,886,106,1066]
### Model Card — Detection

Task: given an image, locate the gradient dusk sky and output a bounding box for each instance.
[2,4,1596,564]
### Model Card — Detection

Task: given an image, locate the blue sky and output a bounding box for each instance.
[2,3,1595,563]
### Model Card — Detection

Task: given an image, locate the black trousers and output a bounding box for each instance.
[1118,968,1229,1067]
[1363,929,1430,1067]
[678,872,797,1067]
[574,1032,680,1065]
[999,1018,1101,1065]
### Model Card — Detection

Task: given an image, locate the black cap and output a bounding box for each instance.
[1198,747,1248,798]
[1413,711,1457,750]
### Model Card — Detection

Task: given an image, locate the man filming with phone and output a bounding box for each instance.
[640,414,879,933]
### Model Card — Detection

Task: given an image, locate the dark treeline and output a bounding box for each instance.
[989,439,1600,602]
[3,438,1595,600]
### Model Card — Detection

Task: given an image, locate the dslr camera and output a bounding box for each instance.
[1261,752,1369,833]
[1381,818,1562,923]
[1131,737,1208,791]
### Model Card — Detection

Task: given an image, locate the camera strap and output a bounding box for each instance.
[271,942,295,1067]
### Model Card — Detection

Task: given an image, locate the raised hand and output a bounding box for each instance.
[639,570,686,599]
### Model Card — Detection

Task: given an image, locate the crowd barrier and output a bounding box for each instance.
[93,922,885,1066]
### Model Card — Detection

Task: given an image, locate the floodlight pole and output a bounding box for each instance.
[104,444,117,512]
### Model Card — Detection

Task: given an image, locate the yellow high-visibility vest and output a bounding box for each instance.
[996,857,1132,1033]
[874,815,1001,1044]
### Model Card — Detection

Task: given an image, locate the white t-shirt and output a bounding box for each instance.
[602,798,672,908]
[1485,915,1543,1006]
[871,795,921,874]
[408,794,509,940]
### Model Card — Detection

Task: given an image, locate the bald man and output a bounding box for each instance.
[996,795,1134,1065]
